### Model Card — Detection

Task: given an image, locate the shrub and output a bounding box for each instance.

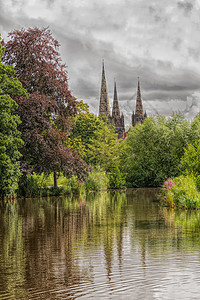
[108,167,126,189]
[85,170,109,191]
[195,175,200,192]
[160,175,200,209]
[17,173,84,197]
[17,174,43,197]
[41,186,71,196]
[57,175,85,195]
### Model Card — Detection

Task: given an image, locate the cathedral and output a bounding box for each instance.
[99,61,146,138]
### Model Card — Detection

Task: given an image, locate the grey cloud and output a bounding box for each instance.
[1,0,200,123]
[10,0,23,6]
[188,47,200,60]
[44,0,55,6]
[144,90,191,101]
[148,4,168,24]
[75,77,99,99]
[173,38,182,51]
[177,1,194,14]
[93,59,200,106]
[0,3,17,37]
[99,59,200,109]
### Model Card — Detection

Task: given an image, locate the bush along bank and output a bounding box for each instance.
[160,175,200,209]
[17,174,85,198]
[16,168,127,198]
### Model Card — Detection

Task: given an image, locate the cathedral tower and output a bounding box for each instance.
[99,60,110,116]
[132,78,146,127]
[112,80,125,139]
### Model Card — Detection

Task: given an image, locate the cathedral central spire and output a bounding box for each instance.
[112,80,120,118]
[132,77,146,127]
[111,80,125,139]
[136,77,143,118]
[99,60,110,116]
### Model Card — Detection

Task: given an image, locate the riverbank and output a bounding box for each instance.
[4,170,200,212]
[160,175,200,209]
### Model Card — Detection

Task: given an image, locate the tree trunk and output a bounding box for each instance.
[54,171,57,188]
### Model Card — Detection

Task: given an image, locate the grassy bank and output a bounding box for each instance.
[16,168,126,198]
[160,175,200,209]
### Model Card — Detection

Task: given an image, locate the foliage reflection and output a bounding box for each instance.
[1,190,200,299]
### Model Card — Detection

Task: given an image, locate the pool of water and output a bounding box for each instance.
[1,188,200,299]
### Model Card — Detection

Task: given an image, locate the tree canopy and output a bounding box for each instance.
[0,36,28,198]
[2,27,88,181]
[120,114,192,187]
[71,113,119,171]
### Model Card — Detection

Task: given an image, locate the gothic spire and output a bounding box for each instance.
[99,60,110,116]
[135,77,144,123]
[132,78,146,127]
[111,80,125,139]
[112,80,120,118]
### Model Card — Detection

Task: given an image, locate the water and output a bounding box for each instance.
[1,189,200,299]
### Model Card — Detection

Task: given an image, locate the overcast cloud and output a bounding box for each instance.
[1,0,200,126]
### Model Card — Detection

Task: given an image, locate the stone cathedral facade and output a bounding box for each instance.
[99,62,146,138]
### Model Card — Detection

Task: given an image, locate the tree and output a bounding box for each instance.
[2,27,87,186]
[2,27,76,129]
[17,93,87,179]
[71,112,121,170]
[0,36,28,198]
[180,142,200,176]
[120,114,192,187]
[190,113,200,143]
[71,112,106,162]
[87,119,119,172]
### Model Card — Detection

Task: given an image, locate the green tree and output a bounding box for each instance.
[71,112,105,162]
[180,142,200,176]
[180,113,200,185]
[87,119,119,171]
[0,36,28,198]
[2,27,88,187]
[120,114,192,187]
[190,113,200,143]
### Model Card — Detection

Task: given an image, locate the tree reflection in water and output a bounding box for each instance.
[1,189,200,299]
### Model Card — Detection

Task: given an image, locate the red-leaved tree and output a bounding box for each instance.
[2,27,88,186]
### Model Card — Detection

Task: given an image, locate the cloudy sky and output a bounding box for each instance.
[1,0,200,125]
